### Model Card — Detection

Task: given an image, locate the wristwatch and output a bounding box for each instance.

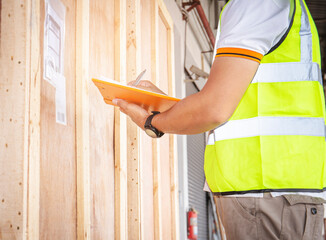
[144,111,164,138]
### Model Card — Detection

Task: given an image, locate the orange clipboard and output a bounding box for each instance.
[92,77,180,112]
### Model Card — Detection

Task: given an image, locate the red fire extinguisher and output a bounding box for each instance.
[187,207,198,240]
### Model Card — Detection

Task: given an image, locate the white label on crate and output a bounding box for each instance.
[55,73,67,125]
[43,0,65,87]
[43,0,67,125]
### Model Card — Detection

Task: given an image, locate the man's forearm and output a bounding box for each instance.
[151,90,227,135]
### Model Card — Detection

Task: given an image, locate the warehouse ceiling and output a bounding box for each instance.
[306,0,326,36]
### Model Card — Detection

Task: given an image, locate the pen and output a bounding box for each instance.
[133,69,146,86]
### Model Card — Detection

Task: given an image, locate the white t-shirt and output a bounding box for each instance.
[205,0,326,199]
[214,0,292,57]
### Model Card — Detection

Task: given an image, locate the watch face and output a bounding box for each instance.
[145,128,158,138]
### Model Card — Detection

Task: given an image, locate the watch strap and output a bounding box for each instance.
[144,111,164,138]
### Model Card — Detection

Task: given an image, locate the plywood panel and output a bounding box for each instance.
[157,13,173,240]
[140,0,155,239]
[39,0,77,239]
[0,1,27,239]
[89,0,115,239]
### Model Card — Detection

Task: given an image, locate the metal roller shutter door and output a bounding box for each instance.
[186,82,208,240]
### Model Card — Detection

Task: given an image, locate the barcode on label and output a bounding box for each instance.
[57,112,66,125]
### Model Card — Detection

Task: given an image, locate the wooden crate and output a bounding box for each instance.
[0,0,179,239]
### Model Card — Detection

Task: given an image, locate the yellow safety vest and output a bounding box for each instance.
[204,0,326,195]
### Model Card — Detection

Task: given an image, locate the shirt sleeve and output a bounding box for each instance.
[215,0,292,63]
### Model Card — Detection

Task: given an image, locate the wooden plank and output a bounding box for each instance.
[139,0,155,239]
[26,0,41,239]
[157,0,173,32]
[126,0,141,239]
[88,0,115,239]
[169,133,179,240]
[114,108,128,240]
[114,0,128,239]
[139,132,154,240]
[151,1,163,239]
[76,0,91,239]
[152,138,163,240]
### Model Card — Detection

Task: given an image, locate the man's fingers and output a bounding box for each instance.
[112,99,128,111]
[112,98,150,130]
[113,99,141,114]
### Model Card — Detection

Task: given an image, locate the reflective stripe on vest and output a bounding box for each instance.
[207,117,325,144]
[204,0,326,194]
[252,62,322,85]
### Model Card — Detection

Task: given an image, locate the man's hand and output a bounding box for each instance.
[128,80,167,95]
[112,98,150,130]
[113,80,166,130]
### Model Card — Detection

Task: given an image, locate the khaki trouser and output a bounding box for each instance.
[215,193,325,240]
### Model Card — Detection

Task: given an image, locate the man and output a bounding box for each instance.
[113,0,326,239]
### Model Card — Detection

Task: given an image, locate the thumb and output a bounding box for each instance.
[112,99,128,110]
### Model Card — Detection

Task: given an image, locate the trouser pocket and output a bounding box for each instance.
[232,197,257,221]
[280,195,324,240]
[216,197,258,240]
